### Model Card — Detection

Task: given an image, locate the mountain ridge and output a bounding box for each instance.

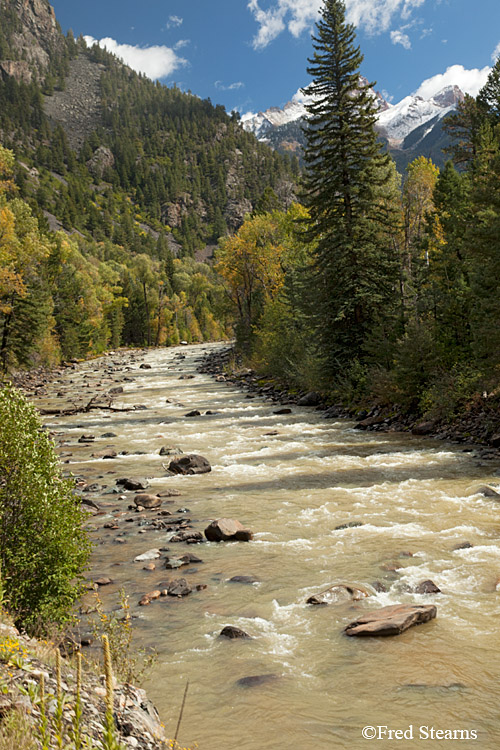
[242,81,465,170]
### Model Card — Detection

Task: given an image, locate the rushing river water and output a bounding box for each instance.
[37,343,500,750]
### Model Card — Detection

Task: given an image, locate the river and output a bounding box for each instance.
[38,343,500,749]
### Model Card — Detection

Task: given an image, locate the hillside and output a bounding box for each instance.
[0,0,298,250]
[0,0,299,369]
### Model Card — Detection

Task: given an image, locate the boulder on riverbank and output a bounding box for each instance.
[168,454,211,475]
[307,583,370,606]
[344,603,437,637]
[297,392,321,406]
[204,518,253,542]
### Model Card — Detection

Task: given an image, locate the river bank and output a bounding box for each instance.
[0,614,168,749]
[20,342,500,749]
[198,345,500,457]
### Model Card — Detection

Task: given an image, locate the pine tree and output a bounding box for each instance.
[302,0,399,372]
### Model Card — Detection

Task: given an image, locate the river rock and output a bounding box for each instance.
[355,415,386,429]
[133,494,161,509]
[297,392,321,406]
[236,674,279,688]
[167,578,192,597]
[94,577,113,587]
[78,434,95,443]
[122,478,150,491]
[344,603,437,637]
[139,363,151,369]
[108,386,124,394]
[335,521,363,530]
[476,485,500,498]
[184,410,201,417]
[81,497,100,511]
[415,580,441,594]
[134,549,161,562]
[204,518,253,542]
[159,446,182,456]
[219,626,252,640]
[139,590,161,606]
[307,583,370,606]
[453,541,473,550]
[228,575,259,584]
[168,454,211,475]
[412,420,437,435]
[82,483,102,493]
[273,408,292,415]
[158,489,182,497]
[164,553,199,569]
[170,530,204,543]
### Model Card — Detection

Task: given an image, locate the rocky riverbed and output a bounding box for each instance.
[20,342,500,750]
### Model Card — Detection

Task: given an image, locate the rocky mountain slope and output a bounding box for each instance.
[0,0,298,252]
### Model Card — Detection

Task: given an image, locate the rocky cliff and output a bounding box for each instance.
[0,0,63,81]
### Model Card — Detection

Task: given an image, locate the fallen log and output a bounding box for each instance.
[38,395,138,417]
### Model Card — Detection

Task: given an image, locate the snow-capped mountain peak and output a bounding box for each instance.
[378,85,464,145]
[242,82,465,147]
[241,99,307,137]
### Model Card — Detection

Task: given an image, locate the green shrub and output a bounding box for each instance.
[0,384,91,631]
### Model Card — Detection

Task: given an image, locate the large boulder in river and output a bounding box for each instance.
[414,580,441,594]
[220,626,252,640]
[134,493,161,509]
[476,485,500,498]
[122,478,150,491]
[168,454,211,475]
[204,518,253,542]
[307,583,370,606]
[166,578,192,597]
[344,603,437,637]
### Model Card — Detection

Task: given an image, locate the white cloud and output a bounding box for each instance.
[401,0,425,20]
[414,64,490,99]
[215,81,245,91]
[492,41,500,63]
[291,84,314,104]
[248,0,287,49]
[174,39,190,50]
[390,29,411,49]
[84,36,187,79]
[167,15,183,28]
[248,0,431,48]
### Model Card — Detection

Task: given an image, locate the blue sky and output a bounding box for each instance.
[49,0,500,114]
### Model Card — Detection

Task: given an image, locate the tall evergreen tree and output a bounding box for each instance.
[302,0,399,372]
